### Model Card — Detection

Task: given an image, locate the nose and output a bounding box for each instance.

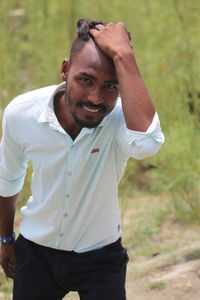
[87,87,103,105]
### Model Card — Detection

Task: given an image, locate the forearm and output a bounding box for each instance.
[113,50,155,132]
[90,22,156,132]
[0,194,18,236]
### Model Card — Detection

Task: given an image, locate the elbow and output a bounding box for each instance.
[130,138,164,160]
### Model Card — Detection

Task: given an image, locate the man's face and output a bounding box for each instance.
[63,40,119,128]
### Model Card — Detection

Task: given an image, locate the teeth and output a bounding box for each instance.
[83,105,100,113]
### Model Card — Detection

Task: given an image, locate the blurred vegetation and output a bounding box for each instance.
[0,0,200,268]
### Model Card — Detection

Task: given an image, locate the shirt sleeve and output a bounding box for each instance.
[0,108,28,197]
[115,112,165,160]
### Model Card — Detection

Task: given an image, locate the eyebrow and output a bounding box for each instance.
[79,72,118,84]
[79,72,96,80]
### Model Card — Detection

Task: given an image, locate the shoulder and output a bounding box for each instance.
[4,85,57,121]
[5,85,57,111]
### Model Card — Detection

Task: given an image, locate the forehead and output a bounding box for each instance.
[69,40,117,79]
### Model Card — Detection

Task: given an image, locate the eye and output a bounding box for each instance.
[105,83,118,90]
[79,77,91,84]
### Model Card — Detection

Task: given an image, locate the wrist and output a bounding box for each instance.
[112,47,133,62]
[0,232,15,244]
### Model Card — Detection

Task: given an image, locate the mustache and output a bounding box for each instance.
[77,101,107,112]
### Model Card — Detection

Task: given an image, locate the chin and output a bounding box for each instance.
[73,114,103,128]
[76,119,102,128]
[72,113,104,128]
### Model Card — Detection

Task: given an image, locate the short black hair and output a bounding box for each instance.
[69,18,131,62]
[69,19,106,62]
[76,18,107,41]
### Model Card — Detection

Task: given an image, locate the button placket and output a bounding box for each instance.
[59,146,75,239]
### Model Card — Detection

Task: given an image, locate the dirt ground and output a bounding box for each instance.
[125,197,200,300]
[126,246,200,300]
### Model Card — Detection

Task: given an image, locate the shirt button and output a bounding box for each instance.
[66,194,70,198]
[60,233,64,237]
[63,213,68,217]
[67,172,72,176]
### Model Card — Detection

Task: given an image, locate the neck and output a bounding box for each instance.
[54,92,81,140]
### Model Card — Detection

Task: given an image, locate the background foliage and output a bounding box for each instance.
[0,0,200,222]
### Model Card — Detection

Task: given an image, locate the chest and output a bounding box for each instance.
[21,122,116,175]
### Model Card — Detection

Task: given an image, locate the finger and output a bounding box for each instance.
[8,256,16,277]
[89,29,99,37]
[5,266,14,279]
[7,271,14,279]
[8,265,15,279]
[95,24,105,31]
[1,257,15,279]
[8,260,14,269]
[2,263,13,279]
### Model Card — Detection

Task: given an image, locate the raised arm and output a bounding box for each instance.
[90,22,155,132]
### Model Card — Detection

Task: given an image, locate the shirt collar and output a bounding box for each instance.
[38,82,66,124]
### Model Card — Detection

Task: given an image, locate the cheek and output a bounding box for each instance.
[104,100,118,113]
[104,92,119,107]
[67,82,87,101]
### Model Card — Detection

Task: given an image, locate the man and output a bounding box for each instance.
[0,19,164,300]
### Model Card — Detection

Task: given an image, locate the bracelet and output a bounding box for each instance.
[0,232,15,244]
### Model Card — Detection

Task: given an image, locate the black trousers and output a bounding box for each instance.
[13,235,129,300]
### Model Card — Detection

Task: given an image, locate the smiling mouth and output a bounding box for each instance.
[82,105,101,113]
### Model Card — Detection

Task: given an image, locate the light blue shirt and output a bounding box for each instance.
[0,83,164,252]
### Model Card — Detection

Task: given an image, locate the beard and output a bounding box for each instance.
[70,110,105,128]
[65,87,108,128]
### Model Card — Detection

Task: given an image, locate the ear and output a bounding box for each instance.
[60,59,69,81]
